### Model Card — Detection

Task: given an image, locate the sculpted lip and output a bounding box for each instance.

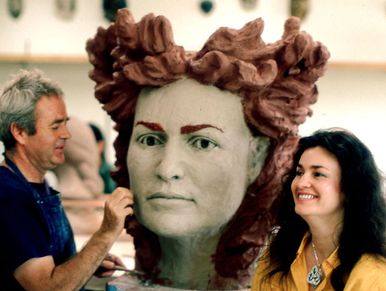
[147,192,194,202]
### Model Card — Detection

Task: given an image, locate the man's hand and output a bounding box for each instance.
[94,253,126,277]
[100,187,134,238]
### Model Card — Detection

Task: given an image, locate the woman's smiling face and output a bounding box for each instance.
[127,78,266,238]
[291,146,344,222]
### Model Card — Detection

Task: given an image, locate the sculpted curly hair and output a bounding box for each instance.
[86,8,329,281]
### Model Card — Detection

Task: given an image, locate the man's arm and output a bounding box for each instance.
[14,187,133,291]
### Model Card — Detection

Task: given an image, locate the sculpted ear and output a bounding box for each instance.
[247,136,270,185]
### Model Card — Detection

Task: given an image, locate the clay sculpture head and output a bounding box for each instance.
[86,9,329,289]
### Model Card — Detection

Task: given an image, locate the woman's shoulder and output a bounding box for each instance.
[355,253,386,269]
[355,254,386,268]
[345,254,386,290]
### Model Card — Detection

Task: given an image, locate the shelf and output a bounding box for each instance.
[328,61,386,71]
[1,54,386,71]
[0,53,88,64]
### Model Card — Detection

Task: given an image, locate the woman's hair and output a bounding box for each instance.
[265,128,386,290]
[86,9,329,280]
[0,69,63,150]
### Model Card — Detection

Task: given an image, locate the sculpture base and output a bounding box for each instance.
[106,275,186,291]
[106,274,251,290]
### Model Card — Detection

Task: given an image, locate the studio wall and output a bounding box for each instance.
[0,0,385,175]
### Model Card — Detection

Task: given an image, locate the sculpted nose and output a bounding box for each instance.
[155,141,184,182]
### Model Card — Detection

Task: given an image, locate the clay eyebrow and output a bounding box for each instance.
[135,121,165,132]
[180,124,223,134]
[135,121,223,134]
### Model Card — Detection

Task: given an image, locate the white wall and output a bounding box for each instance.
[1,0,386,62]
[299,69,386,175]
[1,0,386,174]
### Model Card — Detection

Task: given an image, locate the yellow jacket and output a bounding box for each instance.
[252,233,386,290]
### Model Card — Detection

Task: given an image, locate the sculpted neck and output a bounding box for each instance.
[157,233,220,290]
[5,149,46,183]
[155,232,252,290]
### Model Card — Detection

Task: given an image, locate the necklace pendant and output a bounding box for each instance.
[307,265,324,289]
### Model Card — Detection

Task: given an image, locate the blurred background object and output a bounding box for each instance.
[89,123,116,194]
[240,0,258,10]
[55,0,76,20]
[53,116,105,234]
[200,0,214,14]
[54,117,103,199]
[103,0,127,22]
[7,0,23,19]
[290,0,309,20]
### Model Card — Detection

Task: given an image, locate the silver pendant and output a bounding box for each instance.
[307,265,324,289]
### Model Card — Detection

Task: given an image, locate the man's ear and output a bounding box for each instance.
[247,136,270,185]
[10,123,28,145]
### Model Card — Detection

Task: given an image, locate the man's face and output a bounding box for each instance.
[23,96,70,174]
[127,78,258,238]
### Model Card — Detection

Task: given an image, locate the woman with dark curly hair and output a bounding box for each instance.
[86,8,329,290]
[252,128,386,290]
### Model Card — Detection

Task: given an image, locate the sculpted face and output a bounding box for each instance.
[127,78,268,238]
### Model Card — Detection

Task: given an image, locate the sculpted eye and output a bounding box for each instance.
[189,136,218,150]
[137,134,164,146]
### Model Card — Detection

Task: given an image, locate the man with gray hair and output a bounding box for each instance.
[0,69,133,290]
